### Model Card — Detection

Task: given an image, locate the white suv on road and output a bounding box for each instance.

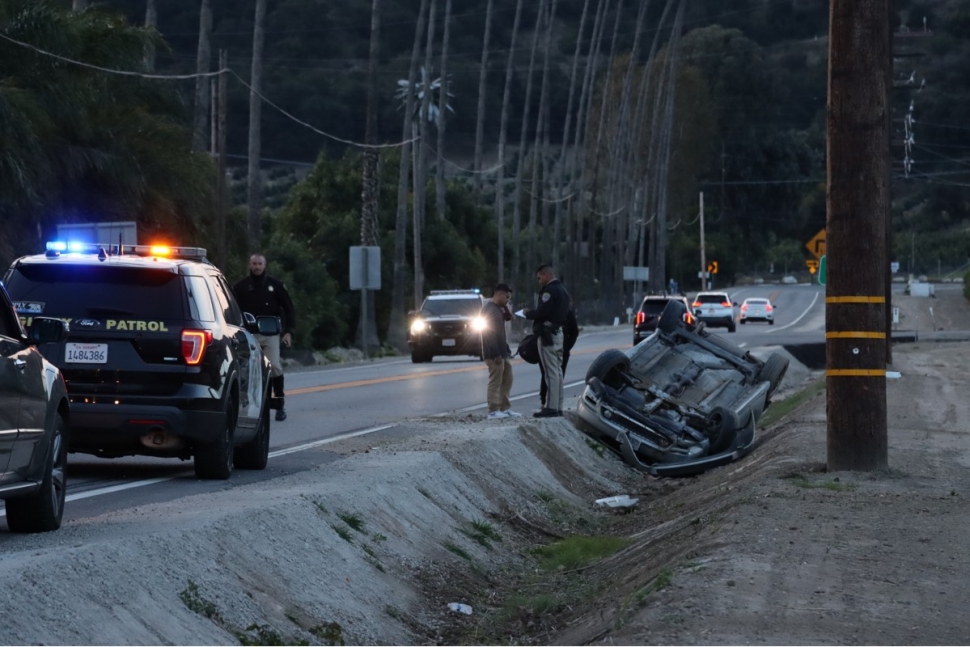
[691,291,737,332]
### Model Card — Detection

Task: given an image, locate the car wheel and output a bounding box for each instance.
[585,349,633,389]
[758,352,790,399]
[728,322,737,333]
[740,319,746,325]
[769,319,774,325]
[411,350,431,363]
[234,398,270,470]
[706,406,741,454]
[6,413,67,533]
[195,402,236,480]
[658,300,690,334]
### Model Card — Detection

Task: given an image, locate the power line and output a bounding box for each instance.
[0,31,414,150]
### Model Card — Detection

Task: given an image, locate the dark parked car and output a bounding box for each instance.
[407,290,487,363]
[0,281,71,532]
[633,294,692,345]
[4,242,281,480]
[577,300,788,477]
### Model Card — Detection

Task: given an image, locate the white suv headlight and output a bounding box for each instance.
[410,319,428,334]
[472,316,487,332]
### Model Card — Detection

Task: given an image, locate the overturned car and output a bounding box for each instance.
[576,300,789,477]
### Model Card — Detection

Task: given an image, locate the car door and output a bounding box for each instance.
[0,294,45,479]
[0,337,21,479]
[208,274,261,428]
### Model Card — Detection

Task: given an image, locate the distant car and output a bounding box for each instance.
[781,275,797,284]
[4,242,280,481]
[407,290,488,363]
[633,295,692,345]
[691,291,737,333]
[0,281,71,532]
[576,299,789,477]
[739,298,775,325]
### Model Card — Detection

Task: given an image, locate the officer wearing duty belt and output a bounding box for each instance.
[523,263,571,418]
[233,253,296,421]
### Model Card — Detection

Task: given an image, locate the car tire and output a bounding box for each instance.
[706,406,741,454]
[234,398,270,470]
[586,349,632,389]
[195,401,236,480]
[658,300,690,335]
[758,352,790,399]
[5,413,68,533]
[740,319,747,325]
[411,350,431,363]
[769,319,774,325]
[727,321,737,333]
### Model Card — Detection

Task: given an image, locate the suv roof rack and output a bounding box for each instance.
[44,241,207,262]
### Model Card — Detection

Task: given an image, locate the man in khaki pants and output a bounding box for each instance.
[480,284,521,419]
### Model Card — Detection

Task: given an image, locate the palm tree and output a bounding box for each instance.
[192,0,212,151]
[144,0,157,71]
[390,0,430,349]
[435,0,452,222]
[413,0,437,305]
[551,0,592,271]
[493,0,525,282]
[512,0,547,297]
[358,0,382,353]
[472,0,494,192]
[247,0,267,248]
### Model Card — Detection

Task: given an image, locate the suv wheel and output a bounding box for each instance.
[234,398,270,470]
[411,350,431,363]
[195,402,236,480]
[6,413,67,533]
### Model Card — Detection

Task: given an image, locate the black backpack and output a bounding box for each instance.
[516,334,540,364]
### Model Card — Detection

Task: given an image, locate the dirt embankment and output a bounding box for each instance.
[1,288,969,646]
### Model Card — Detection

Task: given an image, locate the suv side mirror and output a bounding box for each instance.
[243,312,257,332]
[256,316,281,336]
[28,317,70,345]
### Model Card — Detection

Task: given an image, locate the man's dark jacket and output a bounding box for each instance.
[480,301,511,360]
[232,273,297,336]
[526,279,570,340]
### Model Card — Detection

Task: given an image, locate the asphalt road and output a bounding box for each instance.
[2,283,828,531]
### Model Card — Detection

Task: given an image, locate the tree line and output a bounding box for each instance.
[2,0,969,351]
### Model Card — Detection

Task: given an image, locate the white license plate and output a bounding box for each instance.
[442,338,456,347]
[65,343,108,364]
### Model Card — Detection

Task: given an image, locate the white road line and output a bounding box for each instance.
[0,423,402,518]
[764,290,821,333]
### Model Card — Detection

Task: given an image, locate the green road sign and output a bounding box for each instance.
[818,255,826,286]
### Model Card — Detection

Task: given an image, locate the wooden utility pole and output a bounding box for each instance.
[247,0,268,249]
[825,0,891,472]
[216,50,228,270]
[358,0,382,357]
[193,0,213,152]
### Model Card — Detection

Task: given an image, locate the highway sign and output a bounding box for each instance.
[818,255,827,286]
[806,259,818,274]
[806,228,826,259]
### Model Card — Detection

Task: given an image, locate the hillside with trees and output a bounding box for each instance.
[2,0,969,350]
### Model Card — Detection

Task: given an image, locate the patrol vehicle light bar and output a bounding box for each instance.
[429,289,481,295]
[44,241,207,261]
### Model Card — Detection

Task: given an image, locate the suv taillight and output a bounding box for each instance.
[181,329,213,365]
[721,301,731,307]
[635,312,645,325]
[692,301,702,308]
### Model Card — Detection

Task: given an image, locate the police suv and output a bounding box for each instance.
[4,242,281,480]
[407,290,487,363]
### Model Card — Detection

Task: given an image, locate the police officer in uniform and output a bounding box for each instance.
[233,253,296,421]
[524,264,570,418]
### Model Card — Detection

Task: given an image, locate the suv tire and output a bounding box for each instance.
[6,413,68,533]
[234,397,270,470]
[195,400,236,480]
[586,349,633,389]
[758,352,790,399]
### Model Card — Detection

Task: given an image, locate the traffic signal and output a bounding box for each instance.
[707,261,718,274]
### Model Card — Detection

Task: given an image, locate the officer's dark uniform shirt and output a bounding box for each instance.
[526,279,570,337]
[232,273,297,336]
